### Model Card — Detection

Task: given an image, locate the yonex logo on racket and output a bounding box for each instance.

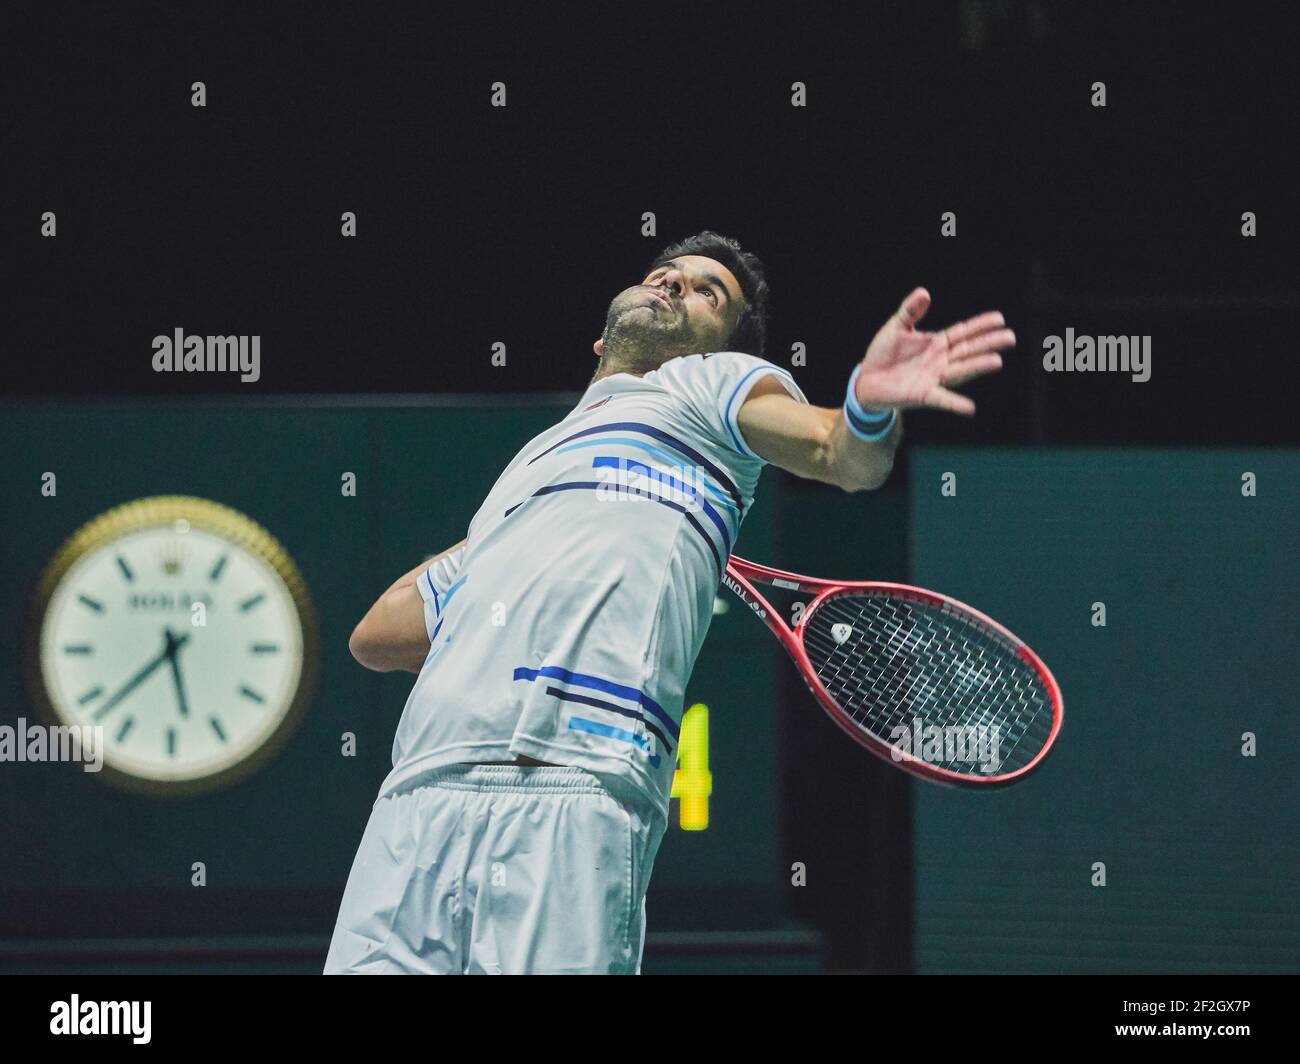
[721,572,765,618]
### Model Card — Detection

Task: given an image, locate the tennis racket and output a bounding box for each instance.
[723,555,1063,787]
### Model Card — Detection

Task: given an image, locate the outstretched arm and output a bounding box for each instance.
[739,379,902,492]
[349,539,466,673]
[737,288,1014,492]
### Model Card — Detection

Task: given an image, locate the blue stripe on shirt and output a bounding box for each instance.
[567,716,661,767]
[513,664,679,740]
[557,440,739,518]
[544,685,673,752]
[527,422,743,512]
[501,483,725,571]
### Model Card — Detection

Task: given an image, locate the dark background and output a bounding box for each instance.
[6,2,1298,444]
[3,2,1298,974]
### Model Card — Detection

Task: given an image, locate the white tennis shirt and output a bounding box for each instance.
[378,351,808,817]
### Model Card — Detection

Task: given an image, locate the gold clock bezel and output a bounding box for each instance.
[25,495,319,798]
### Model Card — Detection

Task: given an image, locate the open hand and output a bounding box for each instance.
[854,288,1014,416]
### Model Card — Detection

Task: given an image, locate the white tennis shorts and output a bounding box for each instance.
[324,764,666,974]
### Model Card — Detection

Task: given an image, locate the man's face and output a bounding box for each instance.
[593,254,746,373]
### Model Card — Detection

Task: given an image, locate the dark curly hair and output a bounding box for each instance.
[645,230,770,357]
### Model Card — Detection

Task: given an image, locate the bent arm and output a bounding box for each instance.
[349,539,467,673]
[737,376,900,493]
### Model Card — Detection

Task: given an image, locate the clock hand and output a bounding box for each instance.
[92,634,177,721]
[165,627,192,719]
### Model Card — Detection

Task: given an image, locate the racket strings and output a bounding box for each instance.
[802,592,1053,776]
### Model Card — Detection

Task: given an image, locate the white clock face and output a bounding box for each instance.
[37,513,308,786]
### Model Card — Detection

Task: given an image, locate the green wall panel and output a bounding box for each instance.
[910,449,1300,973]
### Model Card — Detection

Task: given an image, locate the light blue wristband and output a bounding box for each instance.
[843,365,897,442]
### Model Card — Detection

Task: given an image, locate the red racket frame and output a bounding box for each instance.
[723,555,1064,788]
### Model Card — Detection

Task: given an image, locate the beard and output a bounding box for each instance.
[593,289,701,381]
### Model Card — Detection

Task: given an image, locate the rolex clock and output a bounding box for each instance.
[28,496,318,795]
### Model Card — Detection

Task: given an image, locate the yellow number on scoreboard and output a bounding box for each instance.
[670,703,712,830]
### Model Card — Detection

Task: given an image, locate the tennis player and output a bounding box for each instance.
[324,231,1013,974]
